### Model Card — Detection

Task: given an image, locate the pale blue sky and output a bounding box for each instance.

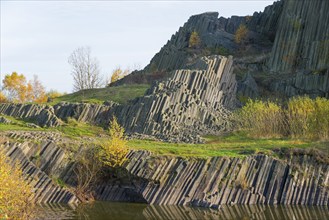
[1,0,276,92]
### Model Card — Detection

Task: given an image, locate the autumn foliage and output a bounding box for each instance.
[0,150,35,219]
[99,117,129,168]
[234,24,249,44]
[2,72,47,103]
[0,92,7,103]
[236,97,329,140]
[110,68,130,84]
[189,31,201,48]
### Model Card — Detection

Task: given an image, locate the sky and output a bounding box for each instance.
[1,0,276,93]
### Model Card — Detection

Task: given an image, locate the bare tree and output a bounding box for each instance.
[68,47,103,91]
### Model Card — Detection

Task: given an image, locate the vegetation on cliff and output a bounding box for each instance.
[0,149,35,219]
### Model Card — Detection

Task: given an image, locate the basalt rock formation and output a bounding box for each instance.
[2,131,329,208]
[0,132,78,204]
[112,55,236,142]
[0,55,236,142]
[114,0,328,98]
[96,150,329,207]
[0,104,61,127]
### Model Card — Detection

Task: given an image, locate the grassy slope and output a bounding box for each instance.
[1,116,327,159]
[128,132,328,158]
[50,84,150,105]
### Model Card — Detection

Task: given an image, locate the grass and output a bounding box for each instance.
[1,115,328,159]
[128,132,328,158]
[0,115,108,139]
[49,84,150,105]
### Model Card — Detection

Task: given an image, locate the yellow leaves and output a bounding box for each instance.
[110,68,129,84]
[234,24,248,44]
[2,72,47,103]
[189,31,201,48]
[238,99,284,138]
[237,96,329,140]
[0,151,35,219]
[99,117,128,168]
[0,92,7,103]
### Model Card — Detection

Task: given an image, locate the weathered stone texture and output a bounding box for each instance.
[112,55,236,142]
[0,103,61,127]
[0,55,236,142]
[268,0,329,73]
[96,151,329,207]
[0,135,78,204]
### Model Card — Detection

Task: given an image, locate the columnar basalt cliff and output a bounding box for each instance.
[96,150,329,207]
[112,55,236,142]
[0,133,78,204]
[0,55,236,142]
[268,0,329,73]
[1,132,329,207]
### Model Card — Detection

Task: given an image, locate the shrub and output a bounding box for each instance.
[237,99,285,138]
[189,31,201,48]
[286,96,315,138]
[99,117,129,168]
[0,150,35,219]
[235,96,329,140]
[234,24,248,44]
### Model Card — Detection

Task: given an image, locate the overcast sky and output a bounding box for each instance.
[1,0,276,93]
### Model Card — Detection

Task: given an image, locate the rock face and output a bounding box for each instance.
[268,0,329,74]
[1,132,329,207]
[0,104,61,127]
[96,150,329,207]
[0,55,236,142]
[0,133,78,204]
[112,55,236,142]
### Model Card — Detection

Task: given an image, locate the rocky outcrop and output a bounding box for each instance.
[0,135,78,204]
[268,0,329,74]
[96,150,329,207]
[0,104,61,127]
[112,55,236,142]
[270,70,329,98]
[0,55,236,143]
[2,132,329,207]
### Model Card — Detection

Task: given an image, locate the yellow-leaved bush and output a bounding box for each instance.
[236,96,329,140]
[0,150,35,220]
[99,117,129,168]
[237,99,285,138]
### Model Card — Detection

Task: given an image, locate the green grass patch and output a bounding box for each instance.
[128,132,328,158]
[50,84,150,105]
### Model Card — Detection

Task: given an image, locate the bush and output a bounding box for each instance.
[234,24,248,44]
[0,150,35,219]
[237,99,285,138]
[189,31,201,48]
[235,96,329,140]
[99,117,129,168]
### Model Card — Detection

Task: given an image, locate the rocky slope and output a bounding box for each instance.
[0,55,236,142]
[0,132,78,204]
[1,131,329,207]
[114,0,328,98]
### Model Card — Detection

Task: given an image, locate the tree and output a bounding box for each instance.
[234,24,249,44]
[189,31,201,48]
[68,47,103,91]
[73,145,103,202]
[0,150,35,219]
[29,75,47,103]
[0,91,8,103]
[2,72,27,102]
[99,117,128,168]
[2,72,47,103]
[109,67,130,84]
